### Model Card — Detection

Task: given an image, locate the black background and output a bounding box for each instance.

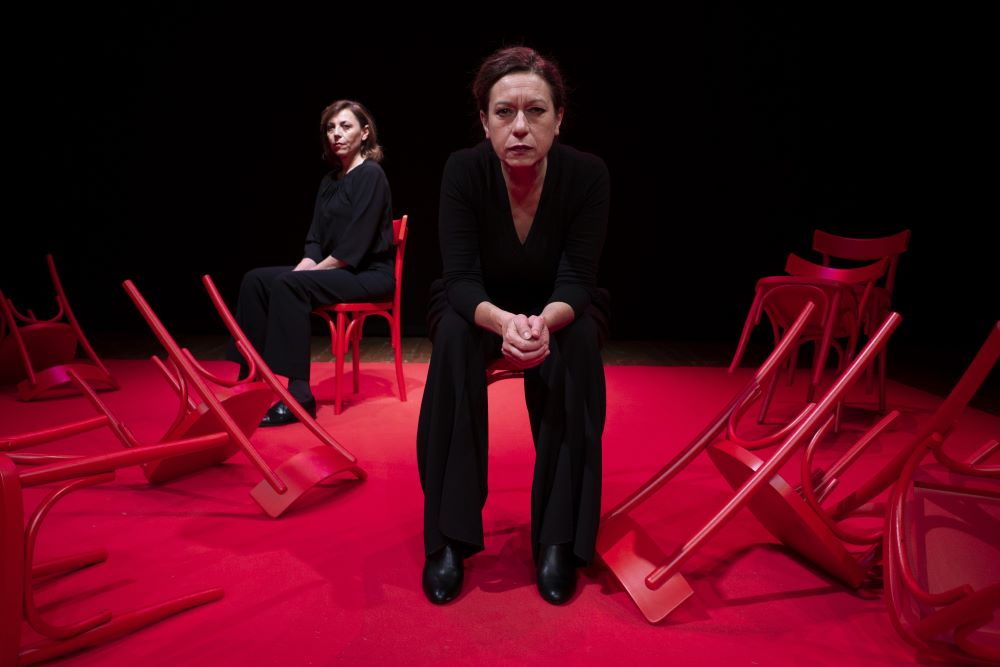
[4,6,995,397]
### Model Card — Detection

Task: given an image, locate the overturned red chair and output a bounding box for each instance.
[123,276,368,517]
[729,253,889,423]
[2,278,368,518]
[709,320,998,616]
[0,255,117,401]
[1,441,224,665]
[596,304,902,623]
[313,215,408,414]
[882,323,999,665]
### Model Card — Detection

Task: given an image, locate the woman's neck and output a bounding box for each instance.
[501,157,547,202]
[339,153,366,177]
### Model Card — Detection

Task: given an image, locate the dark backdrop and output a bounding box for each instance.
[4,6,995,390]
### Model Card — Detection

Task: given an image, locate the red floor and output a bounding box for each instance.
[3,360,998,665]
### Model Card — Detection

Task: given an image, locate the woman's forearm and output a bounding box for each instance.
[540,301,574,332]
[313,255,347,270]
[474,301,513,336]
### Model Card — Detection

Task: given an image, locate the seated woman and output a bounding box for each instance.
[229,100,394,425]
[418,47,610,605]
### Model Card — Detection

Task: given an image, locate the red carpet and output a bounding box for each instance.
[3,360,997,665]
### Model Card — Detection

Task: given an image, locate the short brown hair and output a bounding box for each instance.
[472,46,566,114]
[319,100,384,168]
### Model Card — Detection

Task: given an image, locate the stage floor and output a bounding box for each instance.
[3,360,998,665]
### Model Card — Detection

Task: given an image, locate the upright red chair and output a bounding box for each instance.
[313,215,408,414]
[1,442,224,665]
[883,323,999,665]
[813,229,911,411]
[598,305,901,623]
[729,253,888,422]
[0,255,117,401]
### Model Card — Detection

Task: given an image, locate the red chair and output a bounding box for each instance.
[813,229,911,411]
[598,305,901,623]
[883,324,999,664]
[710,321,999,603]
[126,276,369,517]
[313,215,408,414]
[0,255,117,401]
[729,253,888,423]
[1,443,224,665]
[2,277,368,519]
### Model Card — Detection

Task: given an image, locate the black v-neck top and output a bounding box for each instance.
[303,160,394,271]
[439,140,610,323]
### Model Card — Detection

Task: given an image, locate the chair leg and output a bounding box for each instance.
[392,315,406,402]
[877,348,888,413]
[351,319,360,394]
[758,371,780,424]
[335,312,347,415]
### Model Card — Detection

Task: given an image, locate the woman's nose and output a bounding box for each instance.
[513,111,529,136]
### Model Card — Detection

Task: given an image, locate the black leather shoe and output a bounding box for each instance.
[422,544,463,605]
[536,543,577,605]
[259,398,317,427]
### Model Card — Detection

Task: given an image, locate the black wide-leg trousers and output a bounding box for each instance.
[417,281,609,565]
[227,265,394,380]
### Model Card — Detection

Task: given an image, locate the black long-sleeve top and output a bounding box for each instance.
[439,140,610,324]
[303,160,394,271]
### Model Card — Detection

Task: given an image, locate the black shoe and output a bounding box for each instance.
[259,398,317,427]
[422,544,463,605]
[536,543,577,605]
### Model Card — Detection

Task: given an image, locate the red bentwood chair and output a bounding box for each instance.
[813,229,911,411]
[0,255,117,401]
[1,443,224,665]
[883,323,999,665]
[313,215,408,414]
[1,277,368,519]
[126,276,368,517]
[598,304,900,623]
[729,253,888,423]
[709,320,999,595]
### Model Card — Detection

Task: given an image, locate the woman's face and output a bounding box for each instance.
[326,109,369,164]
[481,72,563,169]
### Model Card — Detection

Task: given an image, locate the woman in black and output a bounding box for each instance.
[229,100,394,425]
[418,47,610,605]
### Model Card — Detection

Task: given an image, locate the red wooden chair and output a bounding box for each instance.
[883,324,999,664]
[598,305,901,623]
[710,321,999,604]
[313,215,408,414]
[813,229,911,411]
[1,442,224,665]
[0,255,117,401]
[125,276,368,517]
[729,253,888,423]
[2,278,368,518]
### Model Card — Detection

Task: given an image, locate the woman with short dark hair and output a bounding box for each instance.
[418,47,610,605]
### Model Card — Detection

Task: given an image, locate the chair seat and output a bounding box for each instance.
[317,301,392,313]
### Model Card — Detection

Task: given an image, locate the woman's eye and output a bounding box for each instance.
[496,108,513,118]
[529,107,546,115]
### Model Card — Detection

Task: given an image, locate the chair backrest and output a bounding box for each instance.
[391,215,408,313]
[813,229,910,294]
[784,253,888,285]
